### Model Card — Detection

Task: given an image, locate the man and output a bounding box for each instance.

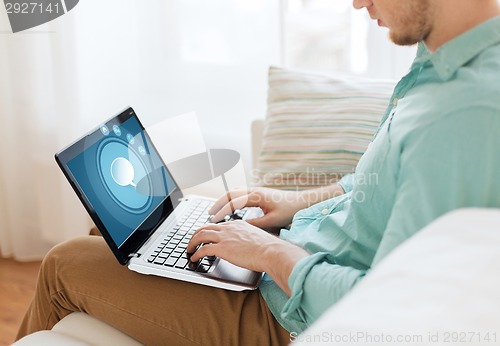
[17,0,500,344]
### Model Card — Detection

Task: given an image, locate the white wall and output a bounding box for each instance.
[71,0,282,172]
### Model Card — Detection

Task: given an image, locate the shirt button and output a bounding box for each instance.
[321,209,329,215]
[393,98,399,106]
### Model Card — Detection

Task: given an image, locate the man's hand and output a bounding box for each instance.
[209,185,346,233]
[186,220,309,296]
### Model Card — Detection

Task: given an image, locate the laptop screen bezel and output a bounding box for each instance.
[55,107,184,264]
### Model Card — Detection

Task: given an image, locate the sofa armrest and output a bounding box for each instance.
[293,208,500,345]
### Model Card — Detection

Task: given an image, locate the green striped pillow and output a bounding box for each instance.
[255,66,395,190]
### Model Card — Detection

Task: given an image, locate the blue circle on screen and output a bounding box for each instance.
[112,125,122,136]
[100,125,110,136]
[138,145,146,156]
[96,138,153,214]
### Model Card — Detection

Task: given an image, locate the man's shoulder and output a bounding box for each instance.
[404,43,500,130]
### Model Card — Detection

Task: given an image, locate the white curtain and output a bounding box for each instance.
[0,10,87,260]
[0,0,280,261]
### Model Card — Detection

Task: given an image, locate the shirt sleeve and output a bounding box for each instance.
[281,252,367,325]
[337,173,354,193]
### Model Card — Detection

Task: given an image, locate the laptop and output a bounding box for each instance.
[55,107,263,291]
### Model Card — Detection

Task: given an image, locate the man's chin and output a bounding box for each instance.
[389,32,421,47]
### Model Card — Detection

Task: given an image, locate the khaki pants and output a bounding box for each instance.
[16,236,290,345]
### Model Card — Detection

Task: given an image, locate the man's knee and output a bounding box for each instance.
[41,236,107,277]
[44,236,94,260]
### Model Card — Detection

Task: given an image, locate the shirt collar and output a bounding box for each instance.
[414,16,500,81]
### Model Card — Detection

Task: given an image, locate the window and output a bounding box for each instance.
[282,0,417,79]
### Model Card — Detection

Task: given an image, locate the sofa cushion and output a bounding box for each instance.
[13,312,143,346]
[255,66,395,190]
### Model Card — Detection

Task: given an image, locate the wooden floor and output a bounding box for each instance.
[0,258,41,346]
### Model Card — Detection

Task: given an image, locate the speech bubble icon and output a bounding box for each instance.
[4,0,80,33]
[110,157,137,188]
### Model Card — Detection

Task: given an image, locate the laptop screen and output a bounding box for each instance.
[56,108,183,264]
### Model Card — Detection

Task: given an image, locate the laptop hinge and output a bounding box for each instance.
[128,253,141,258]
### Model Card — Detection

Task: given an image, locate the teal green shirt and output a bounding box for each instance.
[260,17,500,334]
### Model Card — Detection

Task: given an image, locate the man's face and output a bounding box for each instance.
[353,0,434,46]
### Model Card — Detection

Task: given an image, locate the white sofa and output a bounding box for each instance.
[14,120,500,345]
[12,312,142,346]
[15,207,500,345]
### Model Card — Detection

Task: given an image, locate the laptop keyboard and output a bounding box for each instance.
[147,199,216,273]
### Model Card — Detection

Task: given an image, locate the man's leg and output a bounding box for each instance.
[16,236,290,345]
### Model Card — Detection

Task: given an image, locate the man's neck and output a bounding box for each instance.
[425,0,500,51]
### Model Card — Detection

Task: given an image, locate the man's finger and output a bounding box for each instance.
[209,188,250,215]
[190,222,224,241]
[186,229,221,254]
[189,243,218,263]
[210,194,262,222]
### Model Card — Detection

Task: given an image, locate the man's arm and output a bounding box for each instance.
[208,175,351,231]
[187,221,367,324]
[186,220,309,297]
